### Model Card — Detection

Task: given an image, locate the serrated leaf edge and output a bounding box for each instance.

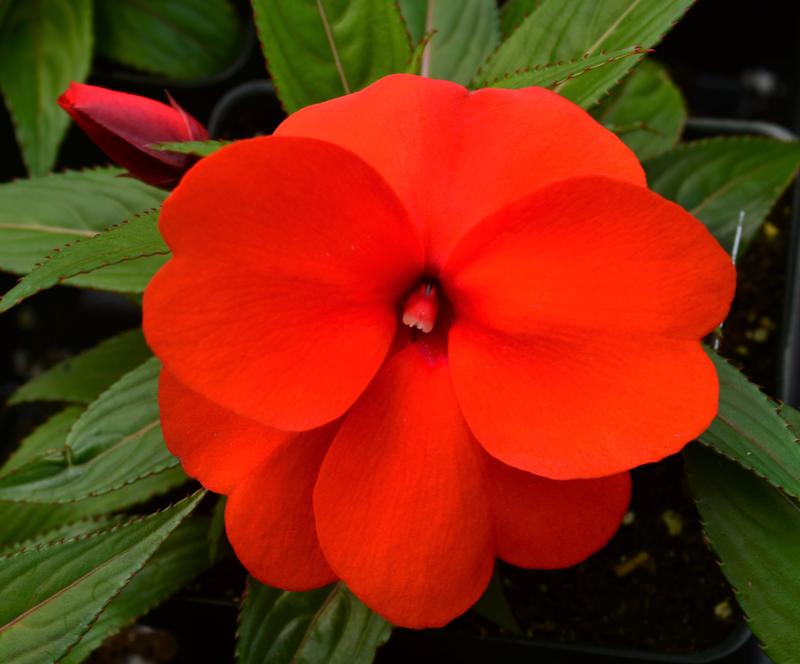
[474,46,646,89]
[0,358,187,504]
[473,0,697,105]
[62,515,214,663]
[700,350,800,499]
[0,209,169,313]
[54,491,204,661]
[0,489,201,558]
[684,452,790,659]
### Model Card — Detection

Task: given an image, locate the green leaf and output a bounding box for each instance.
[0,402,183,548]
[397,0,426,43]
[471,570,522,634]
[686,445,800,663]
[0,491,203,664]
[0,168,165,276]
[9,329,151,405]
[475,0,694,108]
[62,516,215,663]
[151,139,232,156]
[488,46,643,91]
[646,138,800,253]
[699,349,800,499]
[0,358,182,503]
[0,515,125,558]
[0,0,93,175]
[237,580,391,664]
[252,0,412,113]
[67,254,168,294]
[592,59,686,160]
[0,407,84,475]
[405,32,432,76]
[0,210,169,312]
[398,0,499,85]
[499,0,542,39]
[208,495,228,563]
[777,402,800,439]
[94,0,242,80]
[0,468,187,547]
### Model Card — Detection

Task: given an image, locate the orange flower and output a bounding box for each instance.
[143,75,735,628]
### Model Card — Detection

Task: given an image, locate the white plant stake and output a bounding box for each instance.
[714,210,746,351]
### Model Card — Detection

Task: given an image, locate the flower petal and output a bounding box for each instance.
[158,369,291,494]
[484,452,631,568]
[226,424,338,591]
[277,74,645,264]
[443,176,735,340]
[442,176,733,479]
[449,324,718,479]
[313,345,494,628]
[143,136,424,430]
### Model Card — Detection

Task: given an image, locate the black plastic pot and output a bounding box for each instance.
[207,79,286,140]
[378,625,757,664]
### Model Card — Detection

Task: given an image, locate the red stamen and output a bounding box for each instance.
[402,282,439,333]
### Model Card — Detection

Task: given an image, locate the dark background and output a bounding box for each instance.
[659,0,799,129]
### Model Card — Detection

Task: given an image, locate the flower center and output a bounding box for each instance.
[401,281,439,333]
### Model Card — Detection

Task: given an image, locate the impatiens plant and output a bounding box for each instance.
[1,1,800,662]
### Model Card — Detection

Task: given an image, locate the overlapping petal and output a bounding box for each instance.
[449,324,718,480]
[159,370,291,493]
[484,453,631,568]
[443,176,734,479]
[277,74,645,264]
[226,423,339,591]
[144,136,425,430]
[313,345,494,628]
[160,368,337,589]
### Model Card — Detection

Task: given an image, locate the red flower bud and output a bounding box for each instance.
[58,82,208,188]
